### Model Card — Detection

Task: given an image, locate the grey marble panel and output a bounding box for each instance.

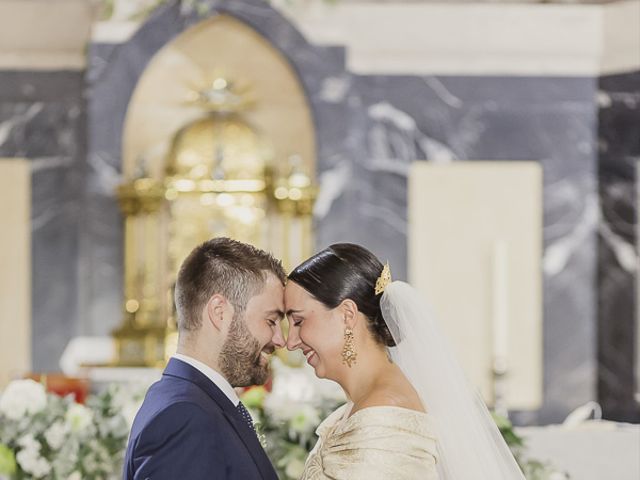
[0,71,85,371]
[597,71,640,422]
[353,75,599,423]
[30,158,83,371]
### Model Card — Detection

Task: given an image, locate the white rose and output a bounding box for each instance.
[284,457,306,479]
[0,379,47,420]
[17,434,40,453]
[263,394,297,421]
[44,421,69,450]
[67,471,82,480]
[65,404,93,432]
[16,448,51,478]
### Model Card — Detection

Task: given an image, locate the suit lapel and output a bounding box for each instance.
[163,358,277,480]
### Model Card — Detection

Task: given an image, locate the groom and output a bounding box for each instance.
[123,237,285,480]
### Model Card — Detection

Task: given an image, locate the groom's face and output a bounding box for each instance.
[219,273,285,387]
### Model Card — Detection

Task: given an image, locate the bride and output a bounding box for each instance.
[285,243,525,480]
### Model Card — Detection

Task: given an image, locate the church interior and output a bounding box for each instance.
[0,0,639,478]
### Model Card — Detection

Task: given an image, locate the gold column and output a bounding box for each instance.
[113,178,166,367]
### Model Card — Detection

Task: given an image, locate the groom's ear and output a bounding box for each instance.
[340,299,358,329]
[206,294,230,332]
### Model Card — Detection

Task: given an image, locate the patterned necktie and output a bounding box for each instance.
[236,401,256,433]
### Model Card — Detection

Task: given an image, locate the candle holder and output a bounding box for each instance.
[492,356,509,419]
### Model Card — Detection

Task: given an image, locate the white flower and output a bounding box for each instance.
[17,434,40,453]
[289,405,321,435]
[0,379,47,420]
[264,358,345,421]
[16,447,51,478]
[284,457,306,479]
[16,434,51,477]
[110,386,131,410]
[65,403,93,432]
[121,398,143,428]
[44,421,70,450]
[67,471,82,480]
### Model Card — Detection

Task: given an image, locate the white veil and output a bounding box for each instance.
[381,281,526,480]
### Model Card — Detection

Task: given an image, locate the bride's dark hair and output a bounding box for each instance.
[288,243,396,347]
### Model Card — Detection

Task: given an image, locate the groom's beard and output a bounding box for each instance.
[219,315,272,388]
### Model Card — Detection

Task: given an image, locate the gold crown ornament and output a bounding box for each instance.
[375,262,392,295]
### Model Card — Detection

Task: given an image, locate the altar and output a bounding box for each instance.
[1,0,640,478]
[518,422,640,480]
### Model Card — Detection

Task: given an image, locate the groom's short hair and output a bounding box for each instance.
[174,237,285,332]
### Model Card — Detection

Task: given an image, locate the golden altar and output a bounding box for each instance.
[112,76,316,367]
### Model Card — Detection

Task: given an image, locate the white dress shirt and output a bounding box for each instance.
[172,353,239,406]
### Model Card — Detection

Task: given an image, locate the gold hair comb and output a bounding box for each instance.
[375,262,392,295]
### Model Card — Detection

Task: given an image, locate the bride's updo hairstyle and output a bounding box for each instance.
[288,243,396,347]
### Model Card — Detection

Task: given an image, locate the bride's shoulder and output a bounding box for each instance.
[315,403,350,435]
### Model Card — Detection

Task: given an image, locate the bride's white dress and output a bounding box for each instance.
[301,403,439,480]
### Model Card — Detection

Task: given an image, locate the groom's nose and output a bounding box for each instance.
[271,323,285,348]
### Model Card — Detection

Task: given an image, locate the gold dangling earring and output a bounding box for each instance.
[342,327,357,367]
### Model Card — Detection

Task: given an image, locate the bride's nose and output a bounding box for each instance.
[286,324,302,351]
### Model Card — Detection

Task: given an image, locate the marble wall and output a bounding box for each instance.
[3,0,637,423]
[597,71,640,421]
[354,75,600,424]
[0,71,86,370]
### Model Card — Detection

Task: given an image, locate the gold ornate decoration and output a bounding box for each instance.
[112,175,167,367]
[342,327,357,367]
[112,75,317,367]
[375,262,392,295]
[272,154,317,269]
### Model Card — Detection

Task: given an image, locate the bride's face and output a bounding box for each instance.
[285,281,345,380]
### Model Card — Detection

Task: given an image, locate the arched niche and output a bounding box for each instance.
[122,13,316,180]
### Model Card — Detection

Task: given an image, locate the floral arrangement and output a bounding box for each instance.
[0,379,143,480]
[0,366,569,480]
[242,385,338,479]
[241,357,344,479]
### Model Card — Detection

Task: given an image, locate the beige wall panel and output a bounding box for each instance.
[0,160,31,388]
[0,0,91,69]
[409,161,542,410]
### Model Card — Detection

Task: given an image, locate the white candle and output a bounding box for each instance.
[492,240,509,372]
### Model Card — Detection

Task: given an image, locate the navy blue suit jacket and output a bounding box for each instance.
[123,358,279,480]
